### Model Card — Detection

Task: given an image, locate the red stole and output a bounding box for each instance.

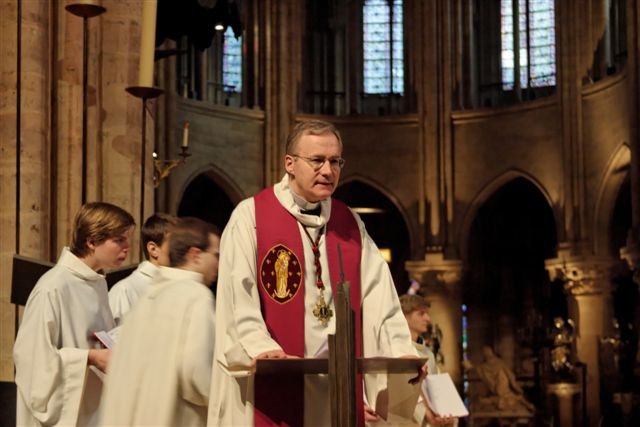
[254,187,364,426]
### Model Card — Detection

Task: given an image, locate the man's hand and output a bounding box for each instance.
[426,407,456,426]
[363,405,380,422]
[88,348,111,373]
[255,349,287,359]
[400,354,428,385]
[252,350,300,368]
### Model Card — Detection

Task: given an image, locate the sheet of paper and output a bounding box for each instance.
[93,325,121,350]
[422,373,469,417]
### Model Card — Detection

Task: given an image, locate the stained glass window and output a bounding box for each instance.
[461,303,470,406]
[501,0,555,90]
[223,27,242,93]
[363,0,404,95]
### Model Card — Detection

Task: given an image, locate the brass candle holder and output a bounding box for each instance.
[154,146,191,187]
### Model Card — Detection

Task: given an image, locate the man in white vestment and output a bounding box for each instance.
[400,295,455,426]
[13,202,135,427]
[100,217,219,427]
[208,120,419,427]
[108,213,176,325]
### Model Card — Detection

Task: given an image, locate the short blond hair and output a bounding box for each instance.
[70,202,135,257]
[399,294,430,315]
[285,119,342,154]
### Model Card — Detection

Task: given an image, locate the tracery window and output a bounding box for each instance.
[501,0,556,90]
[222,26,242,93]
[363,0,404,95]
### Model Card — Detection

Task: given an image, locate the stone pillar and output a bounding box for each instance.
[0,0,19,383]
[99,1,154,262]
[546,252,615,427]
[406,253,463,383]
[547,383,582,427]
[263,0,302,185]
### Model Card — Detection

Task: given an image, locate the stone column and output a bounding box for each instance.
[546,252,615,427]
[99,1,155,262]
[0,0,19,383]
[406,253,463,383]
[547,383,582,427]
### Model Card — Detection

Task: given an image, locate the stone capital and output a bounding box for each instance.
[545,250,615,296]
[547,382,581,398]
[405,252,462,296]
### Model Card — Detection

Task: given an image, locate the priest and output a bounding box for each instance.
[208,120,418,426]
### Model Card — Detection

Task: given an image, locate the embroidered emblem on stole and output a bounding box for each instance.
[259,244,302,304]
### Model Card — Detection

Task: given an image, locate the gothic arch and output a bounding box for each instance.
[459,169,556,261]
[179,163,246,206]
[177,164,245,230]
[594,143,631,256]
[461,175,559,378]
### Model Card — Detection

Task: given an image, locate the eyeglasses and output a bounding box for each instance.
[292,155,346,171]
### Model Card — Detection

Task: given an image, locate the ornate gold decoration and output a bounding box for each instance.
[312,289,333,326]
[259,244,302,304]
[274,249,291,299]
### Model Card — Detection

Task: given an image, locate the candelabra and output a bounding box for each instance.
[154,145,191,187]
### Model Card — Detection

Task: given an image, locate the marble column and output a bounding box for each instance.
[406,253,463,383]
[546,251,615,427]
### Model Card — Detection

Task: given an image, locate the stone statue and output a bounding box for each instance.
[463,346,535,414]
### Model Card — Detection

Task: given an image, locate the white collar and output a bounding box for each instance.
[157,266,204,284]
[274,174,332,228]
[58,247,105,282]
[137,260,159,278]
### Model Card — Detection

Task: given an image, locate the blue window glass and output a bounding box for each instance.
[223,27,242,93]
[461,303,470,407]
[363,0,404,95]
[501,0,555,90]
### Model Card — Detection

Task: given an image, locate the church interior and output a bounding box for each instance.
[1,0,639,425]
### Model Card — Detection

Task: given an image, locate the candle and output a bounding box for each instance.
[138,0,158,87]
[182,122,190,148]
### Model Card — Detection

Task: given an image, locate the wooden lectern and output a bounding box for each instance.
[256,281,426,426]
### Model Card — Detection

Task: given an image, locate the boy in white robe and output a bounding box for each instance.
[100,217,219,427]
[400,294,456,427]
[208,120,421,426]
[13,202,135,427]
[108,213,177,325]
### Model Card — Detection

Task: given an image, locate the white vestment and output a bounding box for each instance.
[208,175,416,426]
[100,267,215,427]
[108,260,158,325]
[13,248,114,427]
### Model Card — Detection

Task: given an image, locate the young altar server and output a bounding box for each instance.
[108,213,177,325]
[13,202,135,426]
[100,217,219,426]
